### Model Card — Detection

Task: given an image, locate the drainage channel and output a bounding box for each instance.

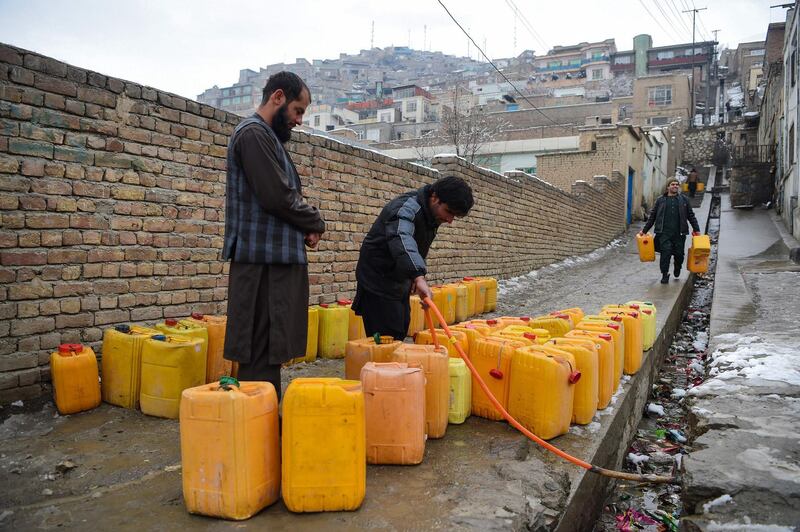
[593,194,722,531]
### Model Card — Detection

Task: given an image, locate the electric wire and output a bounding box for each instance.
[649,0,686,42]
[504,0,549,52]
[637,0,682,43]
[667,0,694,40]
[436,0,561,126]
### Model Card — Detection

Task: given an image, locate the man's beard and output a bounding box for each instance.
[272,103,293,143]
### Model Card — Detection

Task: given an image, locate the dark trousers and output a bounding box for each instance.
[352,288,410,341]
[236,361,282,398]
[688,181,697,197]
[658,233,686,274]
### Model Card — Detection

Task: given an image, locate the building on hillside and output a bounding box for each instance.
[533,39,617,82]
[302,104,360,132]
[780,6,799,237]
[535,124,668,223]
[391,85,437,123]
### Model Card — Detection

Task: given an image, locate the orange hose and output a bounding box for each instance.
[422,297,673,484]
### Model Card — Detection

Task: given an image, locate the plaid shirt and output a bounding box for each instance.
[222,115,322,264]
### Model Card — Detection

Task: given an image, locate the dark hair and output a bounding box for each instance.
[431,176,474,216]
[261,71,310,106]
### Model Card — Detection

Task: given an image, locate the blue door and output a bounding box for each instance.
[626,168,634,225]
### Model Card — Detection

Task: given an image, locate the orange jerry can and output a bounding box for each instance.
[344,335,401,380]
[529,315,572,337]
[509,345,578,440]
[470,337,527,421]
[360,362,426,465]
[546,339,598,424]
[687,234,711,273]
[565,329,615,409]
[390,344,450,439]
[553,307,585,324]
[337,299,366,341]
[184,313,231,383]
[462,277,486,317]
[50,343,101,415]
[496,315,532,327]
[479,277,498,313]
[431,285,457,325]
[637,233,656,262]
[600,309,643,375]
[414,328,469,358]
[180,379,280,519]
[282,378,366,512]
[450,323,491,357]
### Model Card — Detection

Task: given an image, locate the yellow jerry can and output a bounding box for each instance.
[337,298,366,341]
[576,318,625,392]
[282,378,366,512]
[546,339,598,425]
[600,310,643,375]
[101,324,160,409]
[637,233,656,262]
[317,303,349,359]
[180,379,280,520]
[431,285,457,325]
[414,328,468,358]
[390,344,450,439]
[529,315,572,338]
[451,283,470,323]
[565,329,615,409]
[480,277,498,312]
[462,277,486,317]
[553,307,585,324]
[470,337,526,421]
[407,295,426,337]
[450,323,491,357]
[140,334,206,419]
[625,301,657,351]
[345,335,401,380]
[508,345,578,440]
[448,357,471,424]
[156,319,209,372]
[50,343,101,415]
[687,246,709,273]
[183,313,231,383]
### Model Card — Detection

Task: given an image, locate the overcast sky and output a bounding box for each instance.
[0,0,785,100]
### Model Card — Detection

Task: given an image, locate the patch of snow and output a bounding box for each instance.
[670,388,686,399]
[693,331,709,352]
[703,494,733,514]
[706,521,792,531]
[690,360,705,374]
[10,401,22,407]
[627,452,650,465]
[647,403,665,416]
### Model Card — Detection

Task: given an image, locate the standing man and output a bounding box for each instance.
[222,72,325,396]
[352,176,474,340]
[687,167,699,198]
[639,178,700,284]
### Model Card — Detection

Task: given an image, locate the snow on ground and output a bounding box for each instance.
[702,493,733,514]
[497,238,625,296]
[688,334,800,397]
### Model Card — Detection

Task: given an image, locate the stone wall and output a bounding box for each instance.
[729,164,774,207]
[0,43,628,402]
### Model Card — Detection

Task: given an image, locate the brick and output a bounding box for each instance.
[77,86,116,107]
[0,46,23,66]
[8,138,54,159]
[18,232,41,247]
[26,213,69,229]
[70,214,109,229]
[34,73,77,97]
[33,107,81,129]
[0,353,38,372]
[0,156,20,174]
[10,316,55,336]
[1,251,47,266]
[9,278,53,300]
[47,249,87,264]
[54,146,95,165]
[60,298,81,314]
[111,186,145,201]
[95,152,132,168]
[87,248,124,262]
[44,92,66,110]
[72,181,109,198]
[39,299,60,315]
[41,231,63,247]
[143,219,175,232]
[55,313,94,328]
[17,301,39,318]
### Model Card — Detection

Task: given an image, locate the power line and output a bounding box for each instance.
[666,0,694,40]
[638,0,682,43]
[649,0,685,42]
[505,0,549,52]
[436,0,560,126]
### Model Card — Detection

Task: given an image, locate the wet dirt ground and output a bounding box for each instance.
[0,223,701,531]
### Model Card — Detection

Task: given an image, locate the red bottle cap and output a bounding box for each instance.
[463,276,475,281]
[523,333,537,340]
[611,315,623,322]
[489,368,504,379]
[600,333,612,341]
[628,304,640,310]
[643,309,652,315]
[486,319,497,325]
[191,312,204,320]
[520,316,530,322]
[337,298,351,306]
[165,318,178,326]
[58,343,83,354]
[319,303,329,308]
[608,323,620,330]
[568,371,582,384]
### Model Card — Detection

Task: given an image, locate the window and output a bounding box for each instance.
[600,117,612,124]
[591,141,597,151]
[314,115,320,126]
[789,124,795,166]
[592,69,604,80]
[648,85,673,106]
[647,117,670,126]
[592,51,604,61]
[569,59,581,66]
[548,60,562,68]
[656,50,674,60]
[405,101,417,113]
[792,51,797,88]
[615,55,632,64]
[749,49,765,56]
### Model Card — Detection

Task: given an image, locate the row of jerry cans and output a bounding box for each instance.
[637,233,711,273]
[50,314,229,416]
[407,277,498,335]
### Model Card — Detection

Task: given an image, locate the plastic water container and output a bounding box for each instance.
[600,310,643,375]
[462,277,486,317]
[289,306,319,365]
[480,277,498,312]
[452,283,470,323]
[565,329,615,409]
[360,362,425,465]
[508,345,578,440]
[407,295,425,337]
[391,344,450,439]
[461,318,504,332]
[546,339,598,424]
[345,335,401,380]
[687,246,709,273]
[101,325,160,409]
[448,358,471,424]
[470,337,527,421]
[458,280,477,318]
[140,334,206,419]
[451,323,491,357]
[317,303,349,358]
[637,233,656,262]
[494,325,550,345]
[336,298,366,341]
[156,319,209,371]
[431,285,457,325]
[692,234,711,255]
[576,317,625,391]
[282,378,365,512]
[180,379,280,519]
[496,316,532,327]
[183,313,231,383]
[553,307,585,323]
[529,315,572,337]
[414,328,468,358]
[50,343,101,415]
[625,301,657,351]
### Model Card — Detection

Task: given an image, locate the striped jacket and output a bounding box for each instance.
[355,185,439,300]
[222,115,324,264]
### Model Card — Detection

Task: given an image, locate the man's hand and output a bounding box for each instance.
[692,231,700,236]
[304,232,321,248]
[411,275,432,307]
[638,230,646,236]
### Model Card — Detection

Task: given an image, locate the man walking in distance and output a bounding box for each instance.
[687,167,699,198]
[353,176,474,340]
[639,178,700,284]
[222,72,325,396]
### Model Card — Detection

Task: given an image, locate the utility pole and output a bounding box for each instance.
[712,29,721,123]
[683,6,707,127]
[424,25,427,51]
[371,21,374,49]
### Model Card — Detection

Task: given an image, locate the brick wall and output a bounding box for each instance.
[0,43,627,402]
